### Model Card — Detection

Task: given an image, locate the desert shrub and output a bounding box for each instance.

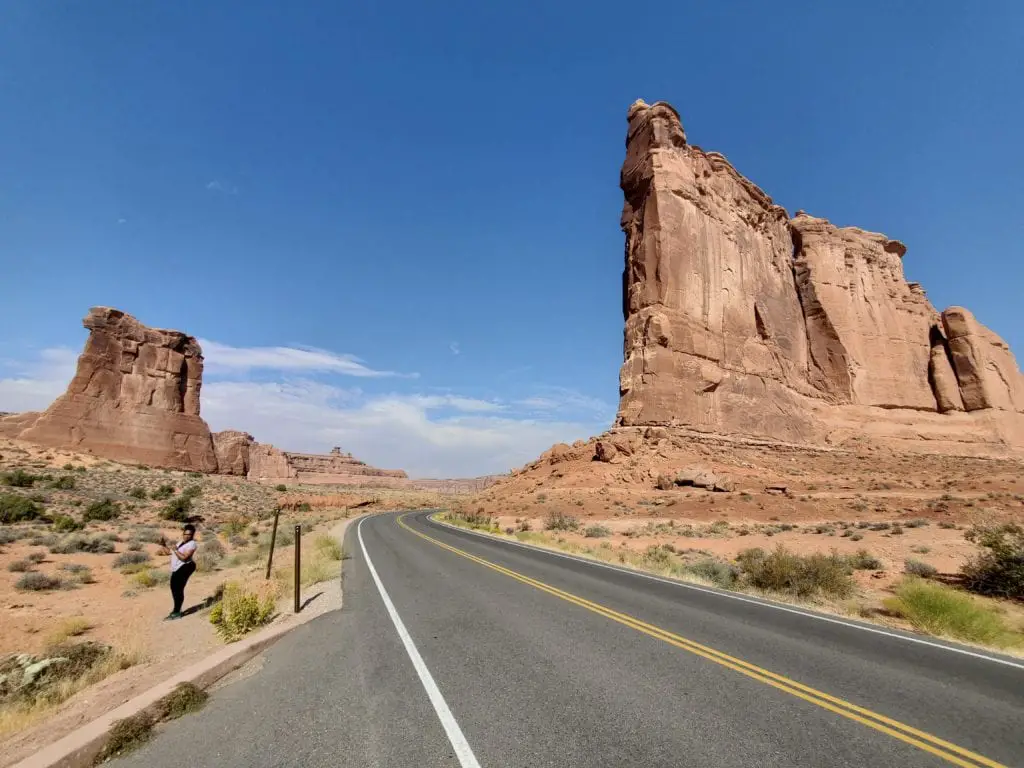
[7,559,32,572]
[113,551,151,569]
[51,513,84,532]
[95,711,156,762]
[128,486,148,500]
[181,484,203,500]
[1,469,38,487]
[904,518,930,528]
[131,527,163,543]
[543,510,580,532]
[687,558,739,588]
[960,523,1024,599]
[313,534,342,561]
[45,617,93,647]
[905,559,937,578]
[48,475,76,491]
[209,582,276,641]
[26,550,46,563]
[130,569,167,588]
[0,493,42,524]
[151,484,175,501]
[161,495,193,522]
[274,484,287,492]
[891,525,904,535]
[50,534,116,555]
[155,682,208,720]
[82,498,120,522]
[0,528,24,545]
[884,578,1021,647]
[59,562,95,584]
[584,525,612,538]
[195,537,226,570]
[847,549,882,570]
[446,510,492,531]
[220,515,250,537]
[62,463,75,471]
[229,534,247,548]
[126,540,143,551]
[938,521,957,529]
[736,546,854,599]
[16,572,63,591]
[28,533,59,547]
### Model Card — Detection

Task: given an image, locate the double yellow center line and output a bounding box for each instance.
[397,514,1006,768]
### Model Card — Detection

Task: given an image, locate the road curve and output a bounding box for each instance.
[114,510,1024,768]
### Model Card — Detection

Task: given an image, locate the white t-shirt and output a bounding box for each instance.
[170,540,197,572]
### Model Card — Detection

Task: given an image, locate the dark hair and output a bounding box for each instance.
[183,524,196,535]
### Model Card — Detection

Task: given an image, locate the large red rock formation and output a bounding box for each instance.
[14,308,220,471]
[212,430,255,476]
[616,99,1024,453]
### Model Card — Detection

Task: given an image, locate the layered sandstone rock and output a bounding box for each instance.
[942,307,1024,413]
[213,430,255,476]
[17,308,219,471]
[615,99,1023,453]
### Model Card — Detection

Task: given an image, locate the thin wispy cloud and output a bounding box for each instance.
[205,180,239,195]
[117,218,127,225]
[449,341,460,356]
[198,340,414,378]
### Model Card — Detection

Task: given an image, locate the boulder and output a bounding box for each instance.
[594,441,618,463]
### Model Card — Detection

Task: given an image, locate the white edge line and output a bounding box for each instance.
[423,513,1024,672]
[357,517,483,768]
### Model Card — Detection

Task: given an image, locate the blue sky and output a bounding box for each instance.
[1,2,1022,477]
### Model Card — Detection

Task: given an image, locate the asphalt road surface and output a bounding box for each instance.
[115,511,1024,768]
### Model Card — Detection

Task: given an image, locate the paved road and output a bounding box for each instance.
[116,511,1024,768]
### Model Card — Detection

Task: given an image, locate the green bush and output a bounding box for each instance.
[151,484,175,501]
[313,534,343,561]
[209,582,276,641]
[0,493,43,524]
[128,487,148,500]
[51,514,84,532]
[181,484,203,500]
[274,484,287,492]
[884,578,1021,648]
[736,546,854,599]
[961,523,1024,599]
[82,498,120,522]
[161,495,193,522]
[1,469,38,487]
[543,510,580,532]
[584,525,612,538]
[48,475,76,490]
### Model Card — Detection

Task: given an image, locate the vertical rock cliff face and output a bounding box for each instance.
[16,308,219,471]
[790,214,945,410]
[617,101,821,442]
[616,99,1024,448]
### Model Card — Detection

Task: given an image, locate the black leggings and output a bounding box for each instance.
[170,561,196,613]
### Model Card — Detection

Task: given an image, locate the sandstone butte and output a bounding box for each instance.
[614,99,1023,456]
[0,307,420,485]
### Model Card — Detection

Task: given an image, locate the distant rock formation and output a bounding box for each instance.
[616,99,1023,453]
[247,444,408,486]
[10,308,220,470]
[212,430,255,476]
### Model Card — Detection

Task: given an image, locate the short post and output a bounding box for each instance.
[294,524,301,614]
[265,506,281,580]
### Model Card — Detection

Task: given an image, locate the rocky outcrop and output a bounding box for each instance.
[16,308,219,471]
[615,99,1024,453]
[942,307,1024,413]
[212,430,255,476]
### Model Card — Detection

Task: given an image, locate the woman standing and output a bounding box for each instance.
[161,524,198,620]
